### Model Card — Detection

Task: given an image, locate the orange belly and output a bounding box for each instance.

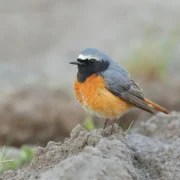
[74,74,132,119]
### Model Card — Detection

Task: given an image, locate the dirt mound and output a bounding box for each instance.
[1,112,180,180]
[1,125,141,180]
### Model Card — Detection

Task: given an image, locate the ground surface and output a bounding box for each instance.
[1,112,179,180]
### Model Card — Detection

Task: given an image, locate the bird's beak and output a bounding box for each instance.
[69,60,85,66]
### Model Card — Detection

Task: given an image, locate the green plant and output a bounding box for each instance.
[83,115,96,131]
[124,30,179,81]
[0,146,34,174]
[20,146,34,164]
[124,120,134,136]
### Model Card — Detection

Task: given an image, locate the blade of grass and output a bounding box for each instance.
[124,120,135,136]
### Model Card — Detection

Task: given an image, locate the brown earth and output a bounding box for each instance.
[1,112,180,180]
[0,86,84,147]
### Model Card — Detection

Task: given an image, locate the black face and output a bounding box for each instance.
[70,58,109,82]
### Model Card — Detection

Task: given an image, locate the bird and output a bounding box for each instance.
[70,48,169,134]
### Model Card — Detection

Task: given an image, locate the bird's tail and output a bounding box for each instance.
[145,98,169,114]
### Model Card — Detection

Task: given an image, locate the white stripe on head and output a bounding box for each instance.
[78,54,99,60]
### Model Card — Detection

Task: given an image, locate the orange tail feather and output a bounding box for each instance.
[145,98,169,114]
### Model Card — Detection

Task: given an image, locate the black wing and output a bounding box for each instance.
[102,66,155,114]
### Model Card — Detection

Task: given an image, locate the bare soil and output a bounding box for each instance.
[1,112,180,180]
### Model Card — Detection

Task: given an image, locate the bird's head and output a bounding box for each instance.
[70,48,110,81]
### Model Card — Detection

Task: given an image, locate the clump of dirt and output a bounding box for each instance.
[1,124,140,180]
[133,111,180,139]
[128,112,180,180]
[1,112,180,180]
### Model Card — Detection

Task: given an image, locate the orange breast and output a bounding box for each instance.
[74,74,132,119]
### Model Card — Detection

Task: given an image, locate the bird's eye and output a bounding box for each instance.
[89,59,95,64]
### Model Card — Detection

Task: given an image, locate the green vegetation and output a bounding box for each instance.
[124,120,134,136]
[124,31,179,81]
[125,45,168,80]
[0,146,34,174]
[83,115,96,131]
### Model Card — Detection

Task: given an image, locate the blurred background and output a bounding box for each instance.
[0,0,180,174]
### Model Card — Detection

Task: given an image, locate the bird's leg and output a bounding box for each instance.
[110,119,116,135]
[103,118,109,129]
